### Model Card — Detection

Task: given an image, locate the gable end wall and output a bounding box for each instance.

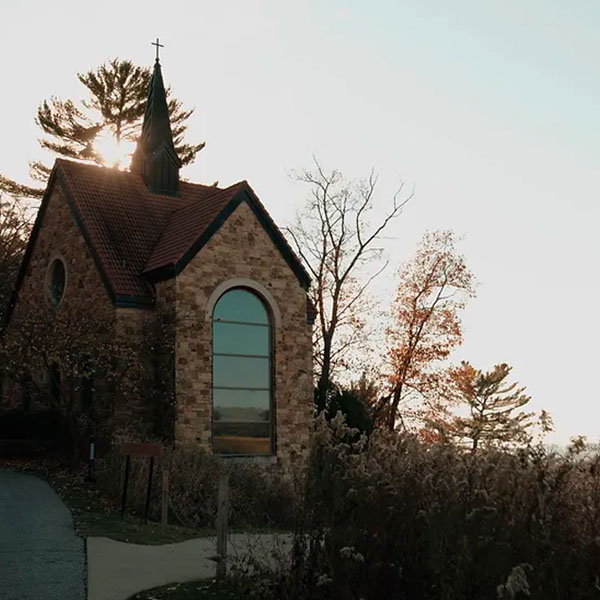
[14,186,113,317]
[174,201,313,466]
[2,186,115,411]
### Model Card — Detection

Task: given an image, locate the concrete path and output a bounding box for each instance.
[87,533,292,600]
[0,470,85,600]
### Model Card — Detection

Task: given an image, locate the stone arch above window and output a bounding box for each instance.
[212,287,274,456]
[205,278,281,328]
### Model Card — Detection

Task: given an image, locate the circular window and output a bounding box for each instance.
[47,258,66,306]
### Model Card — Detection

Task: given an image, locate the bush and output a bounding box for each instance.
[266,415,600,600]
[0,408,62,440]
[96,445,301,530]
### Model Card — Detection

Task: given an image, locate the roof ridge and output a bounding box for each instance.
[170,180,246,215]
[56,157,232,196]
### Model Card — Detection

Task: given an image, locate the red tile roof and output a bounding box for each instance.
[14,159,310,309]
[56,159,223,303]
[144,181,246,275]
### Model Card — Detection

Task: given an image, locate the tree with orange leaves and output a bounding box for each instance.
[377,230,475,430]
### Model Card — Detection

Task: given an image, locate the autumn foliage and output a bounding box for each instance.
[377,230,475,430]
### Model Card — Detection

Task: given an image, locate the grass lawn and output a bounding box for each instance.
[49,470,210,544]
[127,579,247,600]
[2,457,210,544]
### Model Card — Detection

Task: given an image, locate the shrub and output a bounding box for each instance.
[96,444,301,530]
[266,415,600,600]
[0,408,62,440]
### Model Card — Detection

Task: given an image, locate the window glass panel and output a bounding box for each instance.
[213,355,269,389]
[213,422,270,455]
[213,322,269,356]
[212,288,273,456]
[213,289,268,324]
[213,389,270,422]
[50,260,65,305]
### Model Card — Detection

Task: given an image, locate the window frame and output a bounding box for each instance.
[44,254,68,308]
[211,287,276,457]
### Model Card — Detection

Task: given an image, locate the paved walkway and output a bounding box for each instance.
[88,533,292,600]
[0,470,85,600]
[0,469,290,600]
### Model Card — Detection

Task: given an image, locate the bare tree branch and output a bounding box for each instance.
[287,159,412,410]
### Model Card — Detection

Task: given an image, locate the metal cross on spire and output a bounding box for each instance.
[151,38,164,61]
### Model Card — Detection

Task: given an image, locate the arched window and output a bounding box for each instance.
[212,288,273,455]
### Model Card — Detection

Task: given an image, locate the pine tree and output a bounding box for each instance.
[449,362,536,452]
[1,58,205,199]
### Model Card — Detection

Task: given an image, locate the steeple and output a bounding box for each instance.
[131,53,182,196]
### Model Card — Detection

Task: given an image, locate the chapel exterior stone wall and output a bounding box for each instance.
[2,183,314,466]
[13,186,113,318]
[2,185,154,439]
[173,201,313,467]
[1,186,114,412]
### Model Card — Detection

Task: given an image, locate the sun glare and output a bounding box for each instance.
[94,134,136,169]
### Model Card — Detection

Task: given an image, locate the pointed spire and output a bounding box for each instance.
[131,57,182,195]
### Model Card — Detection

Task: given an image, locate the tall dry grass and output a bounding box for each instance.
[96,444,299,529]
[266,415,600,600]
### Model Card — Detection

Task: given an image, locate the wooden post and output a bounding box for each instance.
[144,456,155,525]
[215,471,229,580]
[119,442,161,521]
[121,454,130,518]
[161,468,169,531]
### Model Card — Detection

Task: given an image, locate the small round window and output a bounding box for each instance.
[48,259,66,306]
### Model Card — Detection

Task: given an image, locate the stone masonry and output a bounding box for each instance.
[3,186,154,435]
[4,182,313,466]
[173,201,313,466]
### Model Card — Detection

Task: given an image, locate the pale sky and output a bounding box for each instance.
[1,1,598,445]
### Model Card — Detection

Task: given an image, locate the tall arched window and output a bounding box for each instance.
[212,288,273,455]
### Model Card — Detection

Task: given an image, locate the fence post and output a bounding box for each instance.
[121,454,130,518]
[144,456,155,524]
[216,471,230,580]
[161,468,169,532]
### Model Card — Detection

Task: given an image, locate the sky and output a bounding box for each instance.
[1,0,598,445]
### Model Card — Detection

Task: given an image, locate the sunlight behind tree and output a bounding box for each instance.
[93,133,136,169]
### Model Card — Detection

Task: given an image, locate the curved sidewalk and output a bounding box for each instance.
[0,470,85,600]
[87,532,292,600]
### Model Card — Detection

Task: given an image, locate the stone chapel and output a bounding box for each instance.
[3,57,314,463]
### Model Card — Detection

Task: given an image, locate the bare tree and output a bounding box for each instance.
[0,195,31,321]
[286,160,412,411]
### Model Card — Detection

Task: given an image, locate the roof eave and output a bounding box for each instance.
[1,166,60,328]
[114,294,155,309]
[143,262,177,283]
[143,184,311,290]
[239,185,311,290]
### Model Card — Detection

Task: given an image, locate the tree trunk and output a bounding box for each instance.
[387,383,403,431]
[316,335,333,412]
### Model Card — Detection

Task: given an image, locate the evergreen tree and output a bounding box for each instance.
[1,58,205,199]
[449,362,536,452]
